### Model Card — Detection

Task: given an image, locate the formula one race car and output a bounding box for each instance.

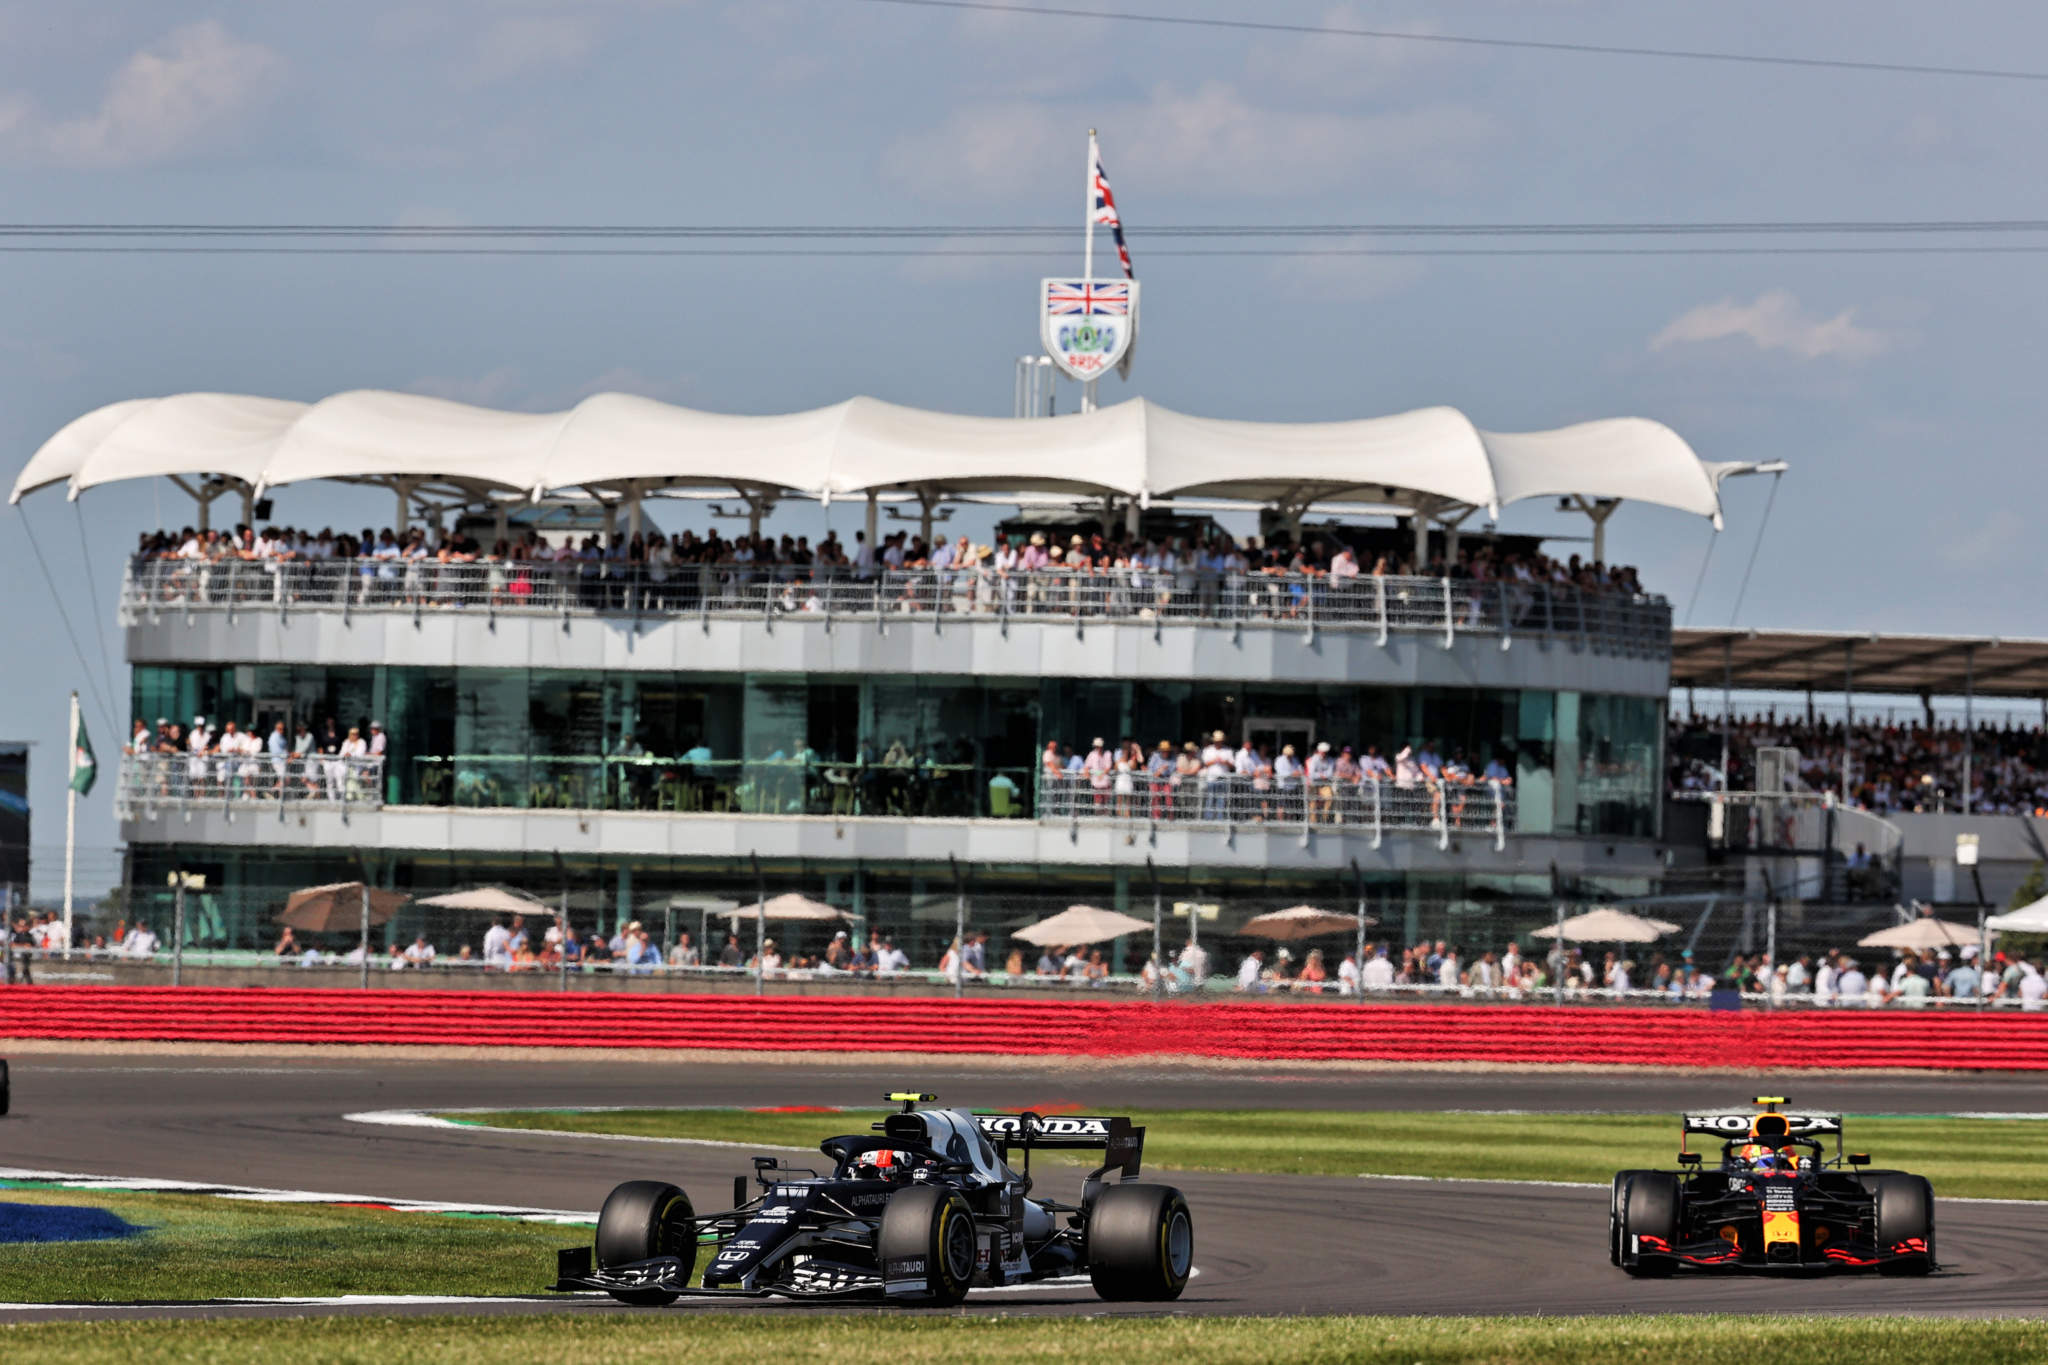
[550,1093,1193,1305]
[1611,1096,1935,1275]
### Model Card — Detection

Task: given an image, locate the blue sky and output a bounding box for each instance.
[3,2,2044,889]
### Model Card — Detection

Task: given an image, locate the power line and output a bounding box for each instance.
[5,219,2048,239]
[5,243,2048,258]
[850,0,2048,84]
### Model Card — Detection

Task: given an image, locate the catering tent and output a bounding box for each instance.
[1986,895,2048,933]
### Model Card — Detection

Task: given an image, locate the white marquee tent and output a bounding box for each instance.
[10,390,1771,536]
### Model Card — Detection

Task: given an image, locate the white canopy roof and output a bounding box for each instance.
[11,389,1757,523]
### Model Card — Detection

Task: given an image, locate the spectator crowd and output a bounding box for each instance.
[127,520,1653,624]
[1039,733,1513,828]
[1670,712,2048,816]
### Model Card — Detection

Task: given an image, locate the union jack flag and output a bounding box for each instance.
[1090,140,1133,278]
[1046,279,1130,316]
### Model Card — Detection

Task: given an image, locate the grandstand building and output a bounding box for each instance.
[15,390,1775,963]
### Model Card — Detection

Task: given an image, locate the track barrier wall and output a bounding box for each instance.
[5,987,2048,1070]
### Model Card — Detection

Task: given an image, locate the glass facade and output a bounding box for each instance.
[119,843,1656,963]
[129,664,1661,833]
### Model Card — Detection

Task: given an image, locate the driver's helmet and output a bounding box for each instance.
[855,1148,911,1179]
[1738,1143,1790,1174]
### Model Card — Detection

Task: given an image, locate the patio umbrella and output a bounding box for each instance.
[279,881,410,990]
[415,885,547,915]
[1857,917,1988,951]
[1530,907,1681,944]
[1014,904,1153,947]
[1237,905,1372,940]
[278,882,409,933]
[725,892,846,923]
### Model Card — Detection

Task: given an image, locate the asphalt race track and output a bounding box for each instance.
[3,1051,2047,1322]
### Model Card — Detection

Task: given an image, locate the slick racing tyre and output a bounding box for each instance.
[594,1180,696,1305]
[1610,1172,1647,1267]
[1620,1172,1680,1278]
[875,1185,976,1306]
[1088,1183,1194,1302]
[1871,1174,1935,1276]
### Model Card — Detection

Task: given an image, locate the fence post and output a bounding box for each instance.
[1490,779,1506,852]
[1370,779,1382,850]
[1375,575,1388,647]
[1441,576,1454,649]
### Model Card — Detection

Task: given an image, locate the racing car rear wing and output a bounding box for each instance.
[973,1113,1145,1178]
[1681,1112,1842,1138]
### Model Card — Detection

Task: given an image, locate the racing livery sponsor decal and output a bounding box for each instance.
[974,1115,1111,1139]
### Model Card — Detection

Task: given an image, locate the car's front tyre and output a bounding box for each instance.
[875,1185,976,1306]
[594,1180,696,1305]
[1620,1172,1680,1277]
[1870,1174,1936,1276]
[1087,1183,1193,1301]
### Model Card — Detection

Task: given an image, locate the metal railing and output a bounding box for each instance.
[412,755,1035,820]
[116,752,385,817]
[1676,788,1904,901]
[120,557,1671,657]
[1034,768,1514,850]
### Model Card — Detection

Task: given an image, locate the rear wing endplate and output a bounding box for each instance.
[973,1113,1145,1177]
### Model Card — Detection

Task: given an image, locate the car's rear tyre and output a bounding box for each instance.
[1871,1174,1935,1275]
[875,1185,975,1306]
[1088,1183,1194,1301]
[594,1180,696,1305]
[1620,1172,1680,1277]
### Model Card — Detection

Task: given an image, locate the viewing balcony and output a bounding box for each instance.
[121,559,1671,659]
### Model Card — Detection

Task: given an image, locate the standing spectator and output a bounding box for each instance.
[718,933,743,968]
[404,933,437,968]
[1235,948,1265,992]
[482,917,512,967]
[1836,957,1869,1007]
[671,931,699,968]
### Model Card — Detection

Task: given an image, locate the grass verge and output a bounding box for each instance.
[0,1187,571,1302]
[4,1314,2048,1363]
[448,1107,2048,1200]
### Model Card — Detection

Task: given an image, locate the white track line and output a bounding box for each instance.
[346,1109,811,1153]
[0,1166,594,1222]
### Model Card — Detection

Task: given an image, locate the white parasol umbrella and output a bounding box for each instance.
[1014,904,1154,947]
[1857,917,1989,950]
[726,893,846,923]
[1237,905,1372,940]
[415,885,548,915]
[1530,907,1682,944]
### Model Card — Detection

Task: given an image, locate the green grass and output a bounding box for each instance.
[449,1107,2048,1200]
[3,1315,2047,1364]
[0,1186,573,1302]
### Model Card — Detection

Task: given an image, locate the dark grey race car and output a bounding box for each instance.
[551,1092,1193,1306]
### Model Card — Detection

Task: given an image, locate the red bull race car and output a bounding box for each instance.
[1611,1097,1935,1275]
[550,1092,1192,1306]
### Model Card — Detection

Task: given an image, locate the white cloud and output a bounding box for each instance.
[1650,290,1893,362]
[0,21,284,168]
[883,82,1493,200]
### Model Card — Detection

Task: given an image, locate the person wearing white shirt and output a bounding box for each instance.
[482,919,512,967]
[336,726,369,800]
[1813,954,1838,1005]
[1336,952,1361,996]
[1360,948,1394,991]
[187,717,213,797]
[123,924,160,957]
[1836,961,1869,1006]
[2019,962,2047,1011]
[1437,950,1460,990]
[1235,950,1264,991]
[1177,940,1209,986]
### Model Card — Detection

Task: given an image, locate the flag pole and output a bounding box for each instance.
[64,690,78,952]
[1082,128,1098,414]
